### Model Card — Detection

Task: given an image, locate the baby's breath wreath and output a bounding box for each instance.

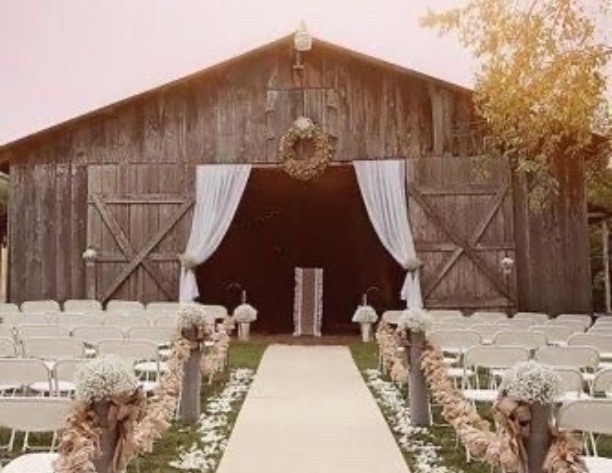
[278,116,334,181]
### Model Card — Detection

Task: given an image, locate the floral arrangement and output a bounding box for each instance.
[170,369,254,472]
[398,308,433,333]
[233,303,257,323]
[74,356,138,403]
[202,326,231,380]
[278,116,334,181]
[499,361,562,404]
[352,305,378,324]
[376,321,408,385]
[420,340,586,473]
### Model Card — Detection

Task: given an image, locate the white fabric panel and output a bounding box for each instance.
[179,165,251,302]
[353,159,423,307]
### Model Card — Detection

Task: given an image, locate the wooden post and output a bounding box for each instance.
[92,402,120,473]
[603,221,610,313]
[408,331,431,427]
[85,259,97,300]
[525,403,552,473]
[178,345,202,425]
[0,241,7,302]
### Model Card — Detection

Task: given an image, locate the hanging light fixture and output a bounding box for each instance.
[293,20,312,70]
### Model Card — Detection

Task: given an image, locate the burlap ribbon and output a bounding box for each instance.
[181,323,212,349]
[102,388,146,473]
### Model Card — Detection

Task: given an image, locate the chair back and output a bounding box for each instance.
[568,333,612,354]
[554,314,592,329]
[96,338,159,362]
[0,336,17,357]
[103,315,149,328]
[16,324,71,340]
[464,345,530,369]
[0,358,51,388]
[534,345,599,370]
[0,397,72,432]
[127,326,174,345]
[21,300,61,313]
[592,368,612,394]
[427,329,482,352]
[513,312,550,324]
[72,325,124,344]
[529,325,575,345]
[381,310,403,324]
[492,330,547,349]
[469,311,508,323]
[63,299,103,312]
[557,399,612,436]
[0,302,20,313]
[22,336,85,359]
[106,300,145,312]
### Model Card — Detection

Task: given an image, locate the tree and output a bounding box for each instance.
[422,0,611,208]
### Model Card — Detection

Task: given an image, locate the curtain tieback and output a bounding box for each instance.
[403,257,423,273]
[178,253,198,270]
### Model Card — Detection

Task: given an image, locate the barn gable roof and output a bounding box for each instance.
[0,33,473,155]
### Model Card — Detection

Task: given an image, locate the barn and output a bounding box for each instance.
[0,32,592,333]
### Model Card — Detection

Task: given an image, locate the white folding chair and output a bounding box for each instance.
[146,302,181,313]
[152,314,179,327]
[513,312,550,324]
[546,320,588,334]
[462,346,531,402]
[0,358,51,396]
[20,300,61,314]
[492,330,547,350]
[427,329,482,387]
[63,299,103,312]
[469,311,508,323]
[21,337,86,360]
[96,339,160,392]
[534,345,599,386]
[568,333,612,365]
[52,358,88,396]
[529,325,575,346]
[471,323,512,344]
[0,337,17,358]
[554,314,592,330]
[56,313,103,328]
[0,396,72,458]
[14,313,54,325]
[106,300,145,312]
[127,326,174,345]
[553,367,590,403]
[15,324,71,341]
[0,303,20,314]
[103,315,149,328]
[556,399,612,472]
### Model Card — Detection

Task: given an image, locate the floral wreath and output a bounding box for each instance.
[278,116,334,181]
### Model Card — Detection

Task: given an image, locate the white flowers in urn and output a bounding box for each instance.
[74,356,139,403]
[499,360,562,404]
[233,303,257,341]
[398,307,433,333]
[352,305,378,342]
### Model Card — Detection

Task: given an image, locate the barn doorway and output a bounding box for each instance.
[194,165,404,334]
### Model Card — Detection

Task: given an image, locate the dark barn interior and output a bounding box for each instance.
[195,166,404,333]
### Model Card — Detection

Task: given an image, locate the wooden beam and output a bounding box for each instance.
[89,193,192,205]
[100,197,195,303]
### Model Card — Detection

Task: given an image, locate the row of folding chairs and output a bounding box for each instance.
[0,299,229,316]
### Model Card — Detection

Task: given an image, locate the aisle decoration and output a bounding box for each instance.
[233,303,257,341]
[170,369,254,472]
[352,305,378,342]
[54,305,207,473]
[420,342,587,473]
[375,320,408,385]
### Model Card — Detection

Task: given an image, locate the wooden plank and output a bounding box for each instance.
[70,165,87,299]
[55,164,71,302]
[100,197,195,302]
[88,194,191,205]
[8,164,25,302]
[96,253,180,263]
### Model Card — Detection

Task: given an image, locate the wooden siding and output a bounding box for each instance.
[0,36,591,312]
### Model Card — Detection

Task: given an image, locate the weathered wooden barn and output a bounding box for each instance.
[0,34,592,331]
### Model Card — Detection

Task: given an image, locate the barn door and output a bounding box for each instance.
[408,157,517,310]
[86,164,194,303]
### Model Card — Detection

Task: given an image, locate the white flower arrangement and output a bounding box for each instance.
[177,303,210,331]
[233,303,257,323]
[398,308,433,333]
[500,360,562,404]
[352,305,378,324]
[74,356,138,403]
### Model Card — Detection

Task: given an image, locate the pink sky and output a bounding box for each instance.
[0,0,609,146]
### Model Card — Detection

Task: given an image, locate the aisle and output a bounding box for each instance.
[216,344,410,473]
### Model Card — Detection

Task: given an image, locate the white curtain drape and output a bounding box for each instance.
[353,159,423,307]
[179,164,251,302]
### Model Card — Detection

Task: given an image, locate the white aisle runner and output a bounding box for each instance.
[216,345,410,473]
